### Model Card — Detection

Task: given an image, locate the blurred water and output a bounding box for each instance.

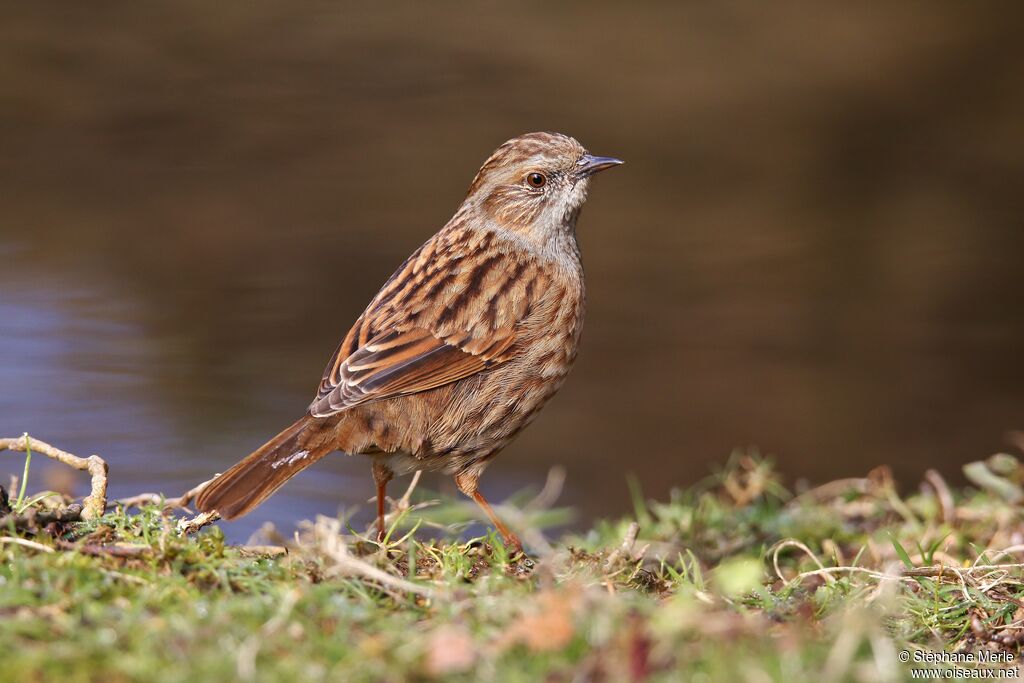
[1,3,1023,538]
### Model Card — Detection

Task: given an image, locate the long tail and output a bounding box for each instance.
[195,415,331,519]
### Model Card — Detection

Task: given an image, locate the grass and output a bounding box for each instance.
[4,449,1024,682]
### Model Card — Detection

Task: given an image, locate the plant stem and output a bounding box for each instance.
[15,433,32,510]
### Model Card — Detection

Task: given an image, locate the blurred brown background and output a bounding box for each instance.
[2,3,1022,537]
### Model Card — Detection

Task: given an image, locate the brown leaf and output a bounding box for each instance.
[425,625,476,676]
[503,589,579,653]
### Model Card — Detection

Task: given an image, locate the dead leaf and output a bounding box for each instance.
[500,588,580,653]
[425,624,475,676]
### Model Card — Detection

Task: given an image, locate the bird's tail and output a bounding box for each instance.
[195,415,331,520]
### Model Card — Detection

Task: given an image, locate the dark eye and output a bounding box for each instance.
[526,172,546,189]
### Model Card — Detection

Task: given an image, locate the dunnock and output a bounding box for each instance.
[196,132,622,552]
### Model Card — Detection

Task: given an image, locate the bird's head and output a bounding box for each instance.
[463,132,622,249]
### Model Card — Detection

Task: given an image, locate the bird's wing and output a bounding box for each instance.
[308,227,540,417]
[309,326,516,416]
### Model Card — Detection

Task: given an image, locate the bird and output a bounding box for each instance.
[195,132,622,554]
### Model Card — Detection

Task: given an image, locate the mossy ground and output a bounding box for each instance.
[4,452,1024,682]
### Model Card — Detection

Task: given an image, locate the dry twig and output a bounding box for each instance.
[604,521,641,571]
[396,470,423,512]
[526,466,566,511]
[0,434,107,519]
[0,536,55,553]
[304,516,441,600]
[0,503,82,530]
[55,540,151,558]
[923,469,956,525]
[116,476,215,513]
[176,510,221,535]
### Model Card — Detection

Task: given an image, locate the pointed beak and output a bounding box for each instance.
[575,154,624,179]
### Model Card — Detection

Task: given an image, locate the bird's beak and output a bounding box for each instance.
[575,154,624,178]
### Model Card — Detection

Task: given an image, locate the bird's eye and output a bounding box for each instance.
[525,172,547,189]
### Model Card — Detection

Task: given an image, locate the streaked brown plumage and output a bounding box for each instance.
[195,132,622,552]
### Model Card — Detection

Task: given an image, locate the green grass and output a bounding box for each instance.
[4,451,1024,682]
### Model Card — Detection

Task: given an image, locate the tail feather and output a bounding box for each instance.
[195,416,330,519]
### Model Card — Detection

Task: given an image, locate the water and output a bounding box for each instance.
[2,3,1023,539]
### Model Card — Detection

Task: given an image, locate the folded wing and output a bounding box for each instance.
[308,227,537,417]
[309,325,516,416]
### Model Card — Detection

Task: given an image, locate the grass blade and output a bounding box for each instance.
[888,531,914,568]
[15,434,32,510]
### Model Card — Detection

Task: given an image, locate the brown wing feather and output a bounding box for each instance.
[309,326,515,416]
[309,224,536,418]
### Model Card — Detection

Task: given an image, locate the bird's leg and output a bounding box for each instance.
[371,461,394,542]
[454,470,523,555]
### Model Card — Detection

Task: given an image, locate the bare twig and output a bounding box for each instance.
[0,503,82,530]
[116,476,216,512]
[396,470,423,511]
[364,470,441,540]
[779,552,1024,606]
[305,516,441,599]
[526,466,566,511]
[604,521,641,571]
[0,536,55,553]
[55,540,151,558]
[786,478,873,509]
[0,434,108,520]
[168,477,215,509]
[238,545,288,558]
[113,493,165,510]
[97,568,150,585]
[973,544,1024,566]
[176,510,220,535]
[771,539,835,584]
[923,469,956,525]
